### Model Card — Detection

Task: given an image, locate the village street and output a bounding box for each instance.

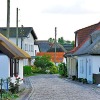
[17,74,100,100]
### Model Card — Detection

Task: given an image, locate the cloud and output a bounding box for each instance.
[42,0,100,14]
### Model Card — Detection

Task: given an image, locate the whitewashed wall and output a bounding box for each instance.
[18,60,24,84]
[0,54,9,79]
[34,45,39,56]
[77,55,100,83]
[92,56,100,74]
[67,57,77,78]
[10,33,35,65]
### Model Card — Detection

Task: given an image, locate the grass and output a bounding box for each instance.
[23,73,36,77]
[1,92,19,100]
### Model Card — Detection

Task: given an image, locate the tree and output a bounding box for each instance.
[71,41,75,47]
[34,55,54,69]
[66,40,71,44]
[48,38,55,43]
[58,37,65,44]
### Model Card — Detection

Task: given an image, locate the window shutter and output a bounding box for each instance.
[14,59,19,77]
[10,59,13,77]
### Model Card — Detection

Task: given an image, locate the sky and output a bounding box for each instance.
[0,0,100,41]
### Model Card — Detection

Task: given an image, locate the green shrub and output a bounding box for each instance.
[72,75,76,80]
[23,65,32,75]
[49,66,58,74]
[78,78,83,82]
[58,63,68,77]
[34,55,52,68]
[82,78,87,84]
[31,66,41,73]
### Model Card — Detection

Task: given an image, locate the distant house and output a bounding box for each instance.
[64,22,100,78]
[47,43,67,52]
[34,40,51,52]
[0,27,37,65]
[34,40,67,53]
[36,52,66,65]
[74,30,100,83]
[62,44,74,51]
[35,41,67,65]
[0,33,31,87]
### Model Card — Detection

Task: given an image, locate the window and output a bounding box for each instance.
[14,59,19,77]
[25,44,27,51]
[82,60,84,74]
[35,50,37,56]
[25,44,29,51]
[31,45,33,52]
[80,60,82,73]
[89,59,91,75]
[10,59,14,77]
[99,67,100,72]
[80,60,84,74]
[29,45,30,51]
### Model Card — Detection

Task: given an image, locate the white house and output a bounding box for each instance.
[0,27,38,65]
[0,33,31,89]
[74,30,100,83]
[64,22,100,79]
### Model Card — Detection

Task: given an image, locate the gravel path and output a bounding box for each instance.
[17,74,100,100]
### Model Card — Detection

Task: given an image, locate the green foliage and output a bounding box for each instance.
[71,41,75,47]
[48,66,58,74]
[72,75,76,80]
[58,37,65,44]
[34,55,52,68]
[34,55,58,74]
[78,78,83,82]
[31,66,41,73]
[58,63,68,77]
[82,78,87,84]
[23,65,32,75]
[48,38,55,43]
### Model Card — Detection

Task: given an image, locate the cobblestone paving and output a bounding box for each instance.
[20,74,100,100]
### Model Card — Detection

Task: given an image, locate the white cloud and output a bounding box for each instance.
[0,0,100,41]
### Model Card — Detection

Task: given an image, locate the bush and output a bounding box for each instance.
[72,75,76,80]
[34,55,52,68]
[78,78,83,82]
[23,65,32,75]
[31,66,41,73]
[58,63,68,77]
[49,66,58,74]
[82,78,87,84]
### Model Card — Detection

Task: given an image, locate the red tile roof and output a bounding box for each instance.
[68,37,90,54]
[75,22,100,46]
[36,52,65,63]
[66,22,100,56]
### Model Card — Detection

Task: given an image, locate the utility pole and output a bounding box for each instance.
[7,0,10,39]
[21,25,24,49]
[16,8,18,46]
[54,27,57,65]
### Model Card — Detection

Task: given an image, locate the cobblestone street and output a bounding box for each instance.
[17,74,100,100]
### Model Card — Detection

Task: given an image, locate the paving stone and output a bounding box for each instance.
[17,74,100,100]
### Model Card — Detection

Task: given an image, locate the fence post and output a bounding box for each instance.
[6,78,9,91]
[1,79,2,99]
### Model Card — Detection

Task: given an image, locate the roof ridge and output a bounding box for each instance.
[75,22,100,33]
[68,36,90,54]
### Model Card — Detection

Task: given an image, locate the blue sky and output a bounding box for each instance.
[0,0,100,41]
